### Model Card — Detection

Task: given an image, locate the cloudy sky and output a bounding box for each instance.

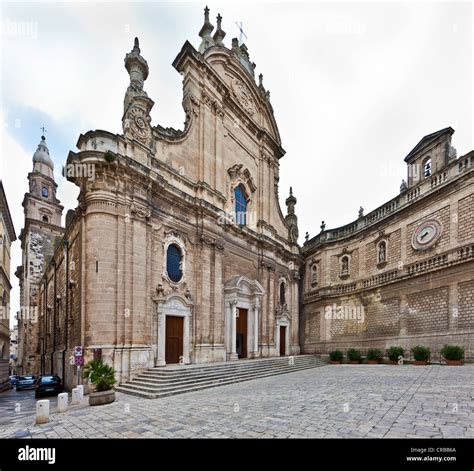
[1,1,472,327]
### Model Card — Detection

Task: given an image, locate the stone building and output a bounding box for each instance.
[18,8,473,389]
[15,136,64,375]
[301,128,474,361]
[31,8,302,388]
[0,181,17,390]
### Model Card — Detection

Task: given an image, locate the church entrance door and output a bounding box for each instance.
[279,326,286,356]
[236,308,248,358]
[165,316,183,364]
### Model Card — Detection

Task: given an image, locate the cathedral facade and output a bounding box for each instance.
[21,9,302,387]
[16,8,473,388]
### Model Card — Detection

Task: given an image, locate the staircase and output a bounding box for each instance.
[115,355,327,399]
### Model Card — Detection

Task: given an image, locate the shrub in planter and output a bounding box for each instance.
[329,350,343,364]
[104,151,116,163]
[386,346,405,364]
[347,348,362,364]
[366,348,383,364]
[441,345,464,366]
[83,360,117,406]
[411,345,430,365]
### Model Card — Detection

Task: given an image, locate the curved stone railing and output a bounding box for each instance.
[303,242,474,303]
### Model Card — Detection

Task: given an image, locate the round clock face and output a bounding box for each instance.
[412,219,442,251]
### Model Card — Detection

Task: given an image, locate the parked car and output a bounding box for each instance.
[9,375,18,387]
[35,375,64,398]
[16,375,37,391]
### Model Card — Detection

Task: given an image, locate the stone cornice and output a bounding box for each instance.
[303,242,474,304]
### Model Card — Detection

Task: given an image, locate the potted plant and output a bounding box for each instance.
[386,346,405,365]
[347,348,362,364]
[366,348,383,364]
[411,345,430,365]
[83,359,117,406]
[441,345,464,366]
[329,350,343,364]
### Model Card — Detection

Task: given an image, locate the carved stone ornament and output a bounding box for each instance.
[127,107,151,144]
[130,203,151,219]
[231,78,256,116]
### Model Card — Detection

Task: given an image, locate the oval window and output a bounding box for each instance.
[167,244,183,282]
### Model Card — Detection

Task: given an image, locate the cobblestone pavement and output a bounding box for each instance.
[0,365,473,438]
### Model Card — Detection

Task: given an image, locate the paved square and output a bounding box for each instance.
[1,365,473,438]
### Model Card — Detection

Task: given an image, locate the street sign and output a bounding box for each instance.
[74,356,84,366]
[74,346,83,357]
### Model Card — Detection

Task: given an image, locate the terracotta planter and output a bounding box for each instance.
[367,360,380,365]
[349,360,360,364]
[89,390,115,406]
[330,360,341,365]
[445,359,463,366]
[414,360,428,365]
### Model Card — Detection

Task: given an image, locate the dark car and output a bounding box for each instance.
[9,375,18,387]
[35,375,64,398]
[16,375,36,391]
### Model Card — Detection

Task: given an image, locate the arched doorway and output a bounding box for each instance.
[224,276,265,361]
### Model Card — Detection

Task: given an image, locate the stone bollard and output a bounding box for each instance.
[36,400,50,424]
[77,385,84,402]
[71,388,81,405]
[57,393,68,412]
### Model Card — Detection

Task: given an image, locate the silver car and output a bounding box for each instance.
[16,375,37,391]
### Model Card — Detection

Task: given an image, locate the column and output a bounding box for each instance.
[252,300,260,358]
[183,314,191,364]
[156,311,166,366]
[228,300,238,360]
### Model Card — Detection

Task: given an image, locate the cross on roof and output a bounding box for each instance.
[40,126,47,138]
[235,21,247,43]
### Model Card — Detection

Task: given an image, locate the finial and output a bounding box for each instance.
[305,232,309,242]
[199,5,215,53]
[289,186,293,196]
[320,221,326,232]
[358,206,364,218]
[213,13,226,46]
[133,37,140,53]
[258,73,263,87]
[40,126,47,140]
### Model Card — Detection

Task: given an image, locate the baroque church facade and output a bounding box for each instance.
[16,8,473,388]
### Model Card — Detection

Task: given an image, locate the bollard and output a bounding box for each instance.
[57,393,68,412]
[77,385,84,401]
[71,388,81,405]
[35,400,50,424]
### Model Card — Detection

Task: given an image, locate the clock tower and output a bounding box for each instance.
[16,134,64,375]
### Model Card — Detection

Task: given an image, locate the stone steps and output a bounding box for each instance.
[115,355,326,399]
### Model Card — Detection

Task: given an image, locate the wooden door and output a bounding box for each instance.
[236,308,248,358]
[279,326,286,356]
[165,316,183,364]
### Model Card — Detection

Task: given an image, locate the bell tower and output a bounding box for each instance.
[16,133,64,375]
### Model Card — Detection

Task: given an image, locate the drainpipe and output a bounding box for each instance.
[62,240,69,382]
[52,261,57,374]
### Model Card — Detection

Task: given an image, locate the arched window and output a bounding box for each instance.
[423,158,432,177]
[234,184,248,226]
[166,244,183,282]
[279,282,286,305]
[340,256,349,276]
[378,241,387,263]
